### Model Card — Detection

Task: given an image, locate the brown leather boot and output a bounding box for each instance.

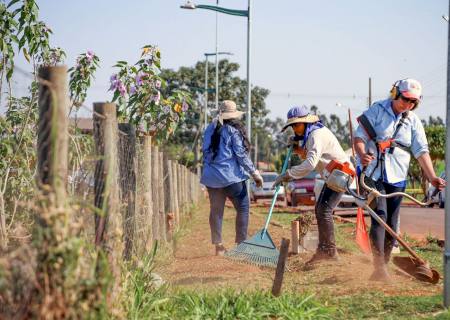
[369,256,391,282]
[306,248,340,265]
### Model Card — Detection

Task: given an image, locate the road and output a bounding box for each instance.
[255,199,445,241]
[335,206,445,241]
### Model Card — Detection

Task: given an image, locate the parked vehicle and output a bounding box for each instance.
[427,172,446,208]
[314,173,358,208]
[250,172,285,202]
[285,171,317,206]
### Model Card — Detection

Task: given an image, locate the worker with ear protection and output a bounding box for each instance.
[354,78,446,282]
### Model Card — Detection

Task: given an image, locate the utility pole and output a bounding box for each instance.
[368,77,372,106]
[444,1,450,307]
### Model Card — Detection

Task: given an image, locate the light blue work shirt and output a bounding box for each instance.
[200,120,256,188]
[354,99,429,185]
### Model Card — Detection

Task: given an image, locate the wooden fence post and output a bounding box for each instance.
[118,123,136,260]
[164,155,174,241]
[176,164,182,216]
[35,64,70,318]
[151,145,160,241]
[158,151,166,242]
[272,238,290,297]
[37,66,68,207]
[93,102,122,308]
[291,220,300,255]
[172,161,180,227]
[137,135,153,253]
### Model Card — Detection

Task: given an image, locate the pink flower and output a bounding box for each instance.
[155,80,161,89]
[182,102,189,112]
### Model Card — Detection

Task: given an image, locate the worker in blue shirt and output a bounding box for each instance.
[201,100,263,256]
[354,78,446,282]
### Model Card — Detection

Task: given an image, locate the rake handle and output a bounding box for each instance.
[261,145,293,238]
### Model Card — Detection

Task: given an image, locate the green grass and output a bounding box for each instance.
[151,290,334,319]
[124,206,449,319]
[329,292,449,319]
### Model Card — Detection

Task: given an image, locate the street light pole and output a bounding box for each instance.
[181,0,252,154]
[203,52,233,130]
[204,54,209,129]
[215,0,219,111]
[443,8,450,307]
[246,0,252,155]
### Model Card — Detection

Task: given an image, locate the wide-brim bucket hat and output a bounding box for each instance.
[218,100,244,124]
[281,105,320,132]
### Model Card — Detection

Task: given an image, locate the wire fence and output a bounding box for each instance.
[66,99,202,258]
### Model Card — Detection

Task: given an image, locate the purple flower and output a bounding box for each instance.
[182,102,189,112]
[118,81,126,96]
[162,105,170,114]
[135,72,144,86]
[86,50,95,62]
[155,80,161,89]
[129,85,137,95]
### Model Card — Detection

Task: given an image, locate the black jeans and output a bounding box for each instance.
[315,185,343,252]
[369,180,405,259]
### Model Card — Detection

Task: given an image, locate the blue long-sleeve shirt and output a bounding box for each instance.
[354,99,429,185]
[200,120,256,188]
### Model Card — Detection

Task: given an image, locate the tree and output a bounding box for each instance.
[160,59,271,167]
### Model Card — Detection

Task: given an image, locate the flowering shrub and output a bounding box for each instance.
[109,45,191,141]
[68,50,100,110]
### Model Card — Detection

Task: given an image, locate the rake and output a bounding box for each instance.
[225,145,293,268]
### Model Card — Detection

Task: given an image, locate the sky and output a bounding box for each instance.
[8,0,450,122]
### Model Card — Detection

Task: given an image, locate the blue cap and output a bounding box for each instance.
[287,105,309,119]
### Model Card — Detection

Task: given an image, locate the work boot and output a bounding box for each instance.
[306,248,340,265]
[215,244,227,256]
[370,256,391,282]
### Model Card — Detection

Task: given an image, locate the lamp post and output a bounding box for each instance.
[204,52,233,129]
[442,9,450,307]
[181,0,253,156]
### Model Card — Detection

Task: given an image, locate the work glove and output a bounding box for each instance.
[272,171,292,189]
[251,170,264,188]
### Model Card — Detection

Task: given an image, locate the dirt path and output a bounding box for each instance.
[159,194,442,297]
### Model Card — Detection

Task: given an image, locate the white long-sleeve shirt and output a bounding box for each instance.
[287,126,352,179]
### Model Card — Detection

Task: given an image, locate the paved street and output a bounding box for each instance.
[335,206,445,241]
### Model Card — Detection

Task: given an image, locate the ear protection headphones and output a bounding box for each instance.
[389,79,420,110]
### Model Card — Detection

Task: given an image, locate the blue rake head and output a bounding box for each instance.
[224,229,280,268]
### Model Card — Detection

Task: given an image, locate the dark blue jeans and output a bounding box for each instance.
[207,181,249,244]
[315,185,343,252]
[370,180,405,260]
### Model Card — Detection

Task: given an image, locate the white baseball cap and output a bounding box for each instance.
[398,78,422,100]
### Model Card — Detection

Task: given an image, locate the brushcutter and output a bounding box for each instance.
[325,168,441,284]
